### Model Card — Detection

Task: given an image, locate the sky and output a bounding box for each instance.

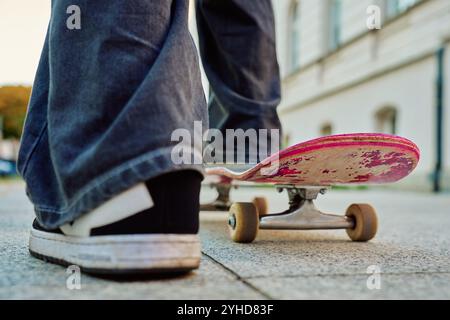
[0,0,51,86]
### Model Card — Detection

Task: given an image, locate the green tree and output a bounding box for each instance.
[0,86,31,139]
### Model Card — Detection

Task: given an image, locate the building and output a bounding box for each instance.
[272,0,450,191]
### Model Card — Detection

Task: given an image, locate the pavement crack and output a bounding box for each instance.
[202,253,274,300]
[243,270,450,280]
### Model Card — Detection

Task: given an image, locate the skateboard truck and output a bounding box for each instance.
[200,182,234,211]
[227,185,378,243]
[259,186,354,230]
[200,177,269,215]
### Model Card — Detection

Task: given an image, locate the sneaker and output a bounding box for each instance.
[29,170,202,275]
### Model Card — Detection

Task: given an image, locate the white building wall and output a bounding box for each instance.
[280,57,435,188]
[340,0,376,42]
[298,1,327,67]
[274,0,450,191]
[273,0,328,76]
[281,0,450,111]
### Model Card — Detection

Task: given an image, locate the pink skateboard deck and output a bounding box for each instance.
[206,133,420,186]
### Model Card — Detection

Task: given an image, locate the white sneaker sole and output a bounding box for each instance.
[29,228,201,274]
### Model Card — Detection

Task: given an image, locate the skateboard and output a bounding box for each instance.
[201,133,420,243]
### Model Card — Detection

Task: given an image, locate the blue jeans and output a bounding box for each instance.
[18,0,281,229]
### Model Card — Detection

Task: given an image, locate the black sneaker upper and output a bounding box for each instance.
[32,218,63,234]
[33,170,202,236]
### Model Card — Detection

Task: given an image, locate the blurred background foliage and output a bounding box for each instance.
[0,86,31,139]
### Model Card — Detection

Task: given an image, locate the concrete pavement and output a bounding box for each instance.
[1,181,450,299]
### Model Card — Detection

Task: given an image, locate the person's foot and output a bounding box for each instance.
[29,170,202,275]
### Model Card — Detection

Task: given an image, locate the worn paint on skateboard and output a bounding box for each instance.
[202,133,420,243]
[206,133,419,186]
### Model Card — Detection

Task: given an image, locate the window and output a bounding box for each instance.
[328,0,342,51]
[386,0,419,18]
[288,1,301,71]
[320,123,333,136]
[375,107,397,134]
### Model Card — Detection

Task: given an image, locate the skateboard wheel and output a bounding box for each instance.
[228,202,259,243]
[345,203,378,241]
[252,197,268,216]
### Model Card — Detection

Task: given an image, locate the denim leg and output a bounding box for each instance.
[196,0,282,142]
[18,0,207,229]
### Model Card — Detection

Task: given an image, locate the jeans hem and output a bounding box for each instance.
[33,146,204,229]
